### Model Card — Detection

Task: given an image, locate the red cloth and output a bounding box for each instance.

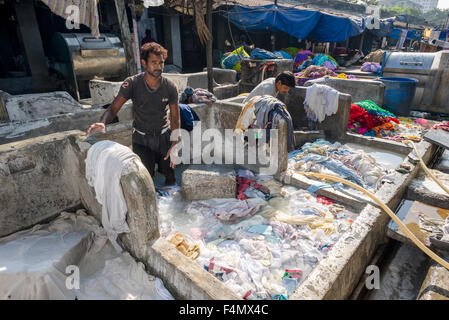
[348,104,396,131]
[236,177,263,200]
[316,195,335,205]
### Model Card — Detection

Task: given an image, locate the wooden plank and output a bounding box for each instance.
[114,0,137,76]
[423,130,449,150]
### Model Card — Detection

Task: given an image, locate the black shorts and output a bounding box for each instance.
[132,129,173,177]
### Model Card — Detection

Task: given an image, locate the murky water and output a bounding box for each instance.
[156,170,359,300]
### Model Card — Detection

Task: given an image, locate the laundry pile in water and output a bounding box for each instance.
[157,170,358,300]
[288,139,394,192]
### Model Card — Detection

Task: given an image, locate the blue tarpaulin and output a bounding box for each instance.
[222,4,366,42]
[388,28,420,40]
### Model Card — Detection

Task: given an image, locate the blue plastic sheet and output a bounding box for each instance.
[388,28,420,40]
[222,4,365,42]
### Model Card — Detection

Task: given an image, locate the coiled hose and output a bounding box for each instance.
[295,171,449,271]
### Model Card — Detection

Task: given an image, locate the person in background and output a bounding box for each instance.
[243,71,296,104]
[141,29,156,46]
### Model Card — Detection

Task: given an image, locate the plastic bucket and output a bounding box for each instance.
[379,77,418,116]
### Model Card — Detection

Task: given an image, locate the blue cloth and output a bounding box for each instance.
[222,4,365,42]
[300,153,367,188]
[179,103,200,132]
[274,51,293,59]
[250,48,279,60]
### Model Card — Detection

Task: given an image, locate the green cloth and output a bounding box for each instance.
[355,100,397,118]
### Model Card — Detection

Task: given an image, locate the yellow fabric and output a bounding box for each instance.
[230,46,249,71]
[424,28,432,39]
[331,73,348,79]
[275,211,337,235]
[234,97,257,133]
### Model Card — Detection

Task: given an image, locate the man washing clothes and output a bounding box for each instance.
[243,71,296,104]
[86,42,180,185]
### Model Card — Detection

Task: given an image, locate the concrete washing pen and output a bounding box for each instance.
[295,160,449,271]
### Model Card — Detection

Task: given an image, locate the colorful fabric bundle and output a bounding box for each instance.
[294,65,337,86]
[220,46,249,71]
[360,62,381,73]
[356,100,398,120]
[294,50,315,70]
[348,100,399,136]
[311,54,338,69]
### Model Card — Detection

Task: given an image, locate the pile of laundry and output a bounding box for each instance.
[360,62,381,73]
[235,95,296,152]
[180,87,217,105]
[288,139,393,191]
[250,48,293,60]
[236,169,279,201]
[221,46,249,71]
[348,100,400,138]
[157,171,358,300]
[296,53,339,72]
[294,65,356,86]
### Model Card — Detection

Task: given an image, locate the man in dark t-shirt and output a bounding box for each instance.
[87,42,180,185]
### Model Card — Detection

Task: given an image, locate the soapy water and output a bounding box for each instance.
[343,143,406,170]
[157,180,358,300]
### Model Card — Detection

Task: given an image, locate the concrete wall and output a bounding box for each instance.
[0,103,133,145]
[304,77,386,107]
[2,91,84,122]
[282,86,352,140]
[0,131,84,237]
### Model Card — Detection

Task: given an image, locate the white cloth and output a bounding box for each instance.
[85,140,138,251]
[143,0,164,7]
[442,217,449,242]
[187,198,261,222]
[0,210,174,300]
[304,84,339,123]
[243,78,278,104]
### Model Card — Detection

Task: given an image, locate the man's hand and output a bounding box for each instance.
[86,123,106,137]
[164,143,178,169]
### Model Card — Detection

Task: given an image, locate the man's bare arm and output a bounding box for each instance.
[86,95,128,137]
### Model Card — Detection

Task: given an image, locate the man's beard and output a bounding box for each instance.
[148,70,162,78]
